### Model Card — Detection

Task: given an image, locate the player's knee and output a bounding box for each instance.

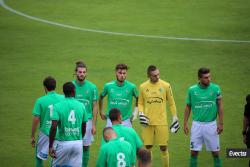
[160,146,167,151]
[83,146,89,151]
[145,145,153,150]
[191,151,198,157]
[211,151,219,157]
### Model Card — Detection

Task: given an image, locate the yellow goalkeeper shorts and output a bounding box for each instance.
[141,125,169,146]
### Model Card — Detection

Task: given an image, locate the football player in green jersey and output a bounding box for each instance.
[107,108,143,165]
[31,76,64,167]
[96,127,134,167]
[73,61,99,166]
[184,67,224,167]
[99,64,138,127]
[49,82,88,167]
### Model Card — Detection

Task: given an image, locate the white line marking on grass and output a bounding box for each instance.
[1,0,250,44]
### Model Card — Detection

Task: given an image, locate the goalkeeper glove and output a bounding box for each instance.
[170,116,180,133]
[139,112,149,126]
[131,107,138,121]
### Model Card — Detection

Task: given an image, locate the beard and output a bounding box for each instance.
[77,75,85,82]
[200,81,210,87]
[117,77,125,83]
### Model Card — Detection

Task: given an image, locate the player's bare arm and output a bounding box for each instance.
[30,116,40,147]
[99,95,107,120]
[184,105,191,135]
[82,122,87,138]
[131,97,139,122]
[49,120,58,158]
[92,101,98,135]
[217,98,224,134]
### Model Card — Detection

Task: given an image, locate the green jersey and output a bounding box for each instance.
[96,138,133,167]
[73,80,99,119]
[101,80,138,120]
[101,124,143,165]
[32,92,64,136]
[186,83,222,122]
[52,97,88,141]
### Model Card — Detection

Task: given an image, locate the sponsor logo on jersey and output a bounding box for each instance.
[159,87,164,93]
[110,98,129,106]
[146,97,163,104]
[65,127,80,136]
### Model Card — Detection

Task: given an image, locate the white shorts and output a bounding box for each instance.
[190,121,220,152]
[51,140,82,167]
[83,119,94,146]
[36,132,49,160]
[106,118,132,128]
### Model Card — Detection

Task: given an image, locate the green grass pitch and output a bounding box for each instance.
[0,0,250,166]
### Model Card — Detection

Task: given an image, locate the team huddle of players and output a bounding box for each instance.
[31,61,224,167]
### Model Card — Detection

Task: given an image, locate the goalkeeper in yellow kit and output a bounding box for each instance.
[138,65,179,167]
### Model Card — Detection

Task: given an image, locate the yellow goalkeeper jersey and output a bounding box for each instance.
[138,79,177,125]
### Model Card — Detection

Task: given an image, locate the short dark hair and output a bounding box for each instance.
[109,108,121,122]
[115,64,128,71]
[75,61,87,71]
[63,82,75,97]
[198,67,210,78]
[43,76,56,91]
[103,127,115,142]
[147,65,157,76]
[137,148,151,165]
[246,94,250,103]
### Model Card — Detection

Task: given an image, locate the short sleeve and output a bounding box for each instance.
[32,99,42,117]
[92,85,99,101]
[132,129,143,149]
[101,84,108,97]
[82,104,88,123]
[186,88,191,106]
[216,85,222,99]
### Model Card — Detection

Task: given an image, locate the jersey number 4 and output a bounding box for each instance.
[68,110,76,124]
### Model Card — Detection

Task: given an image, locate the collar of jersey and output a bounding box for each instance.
[109,137,119,142]
[75,80,86,86]
[197,83,210,89]
[115,80,126,87]
[148,79,161,85]
[65,97,75,100]
[47,91,56,95]
[112,124,122,127]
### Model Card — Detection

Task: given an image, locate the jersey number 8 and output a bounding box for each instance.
[117,152,126,167]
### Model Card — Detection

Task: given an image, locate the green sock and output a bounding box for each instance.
[82,148,90,167]
[190,156,197,167]
[35,156,43,167]
[213,156,222,167]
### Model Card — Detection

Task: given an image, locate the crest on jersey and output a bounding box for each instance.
[159,87,164,93]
